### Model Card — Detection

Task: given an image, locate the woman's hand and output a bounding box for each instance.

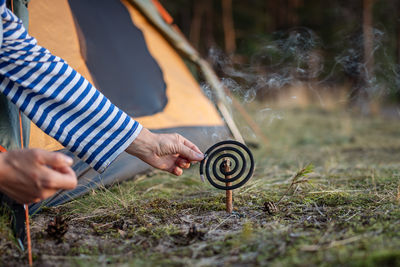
[0,149,77,204]
[126,128,204,176]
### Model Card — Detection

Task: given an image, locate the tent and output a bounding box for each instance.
[23,0,242,213]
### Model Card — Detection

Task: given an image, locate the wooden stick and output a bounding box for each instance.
[24,205,32,267]
[19,111,32,267]
[217,102,245,144]
[223,159,233,213]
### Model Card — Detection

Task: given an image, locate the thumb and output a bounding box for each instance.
[177,144,204,162]
[38,151,74,168]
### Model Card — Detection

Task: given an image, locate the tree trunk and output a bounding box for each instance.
[397,1,400,66]
[279,0,288,29]
[204,0,215,50]
[290,0,303,26]
[189,1,206,50]
[267,0,277,31]
[363,0,374,79]
[287,0,296,26]
[222,0,236,54]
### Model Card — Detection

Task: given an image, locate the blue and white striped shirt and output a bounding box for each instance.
[0,1,142,172]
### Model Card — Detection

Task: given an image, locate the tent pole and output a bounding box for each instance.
[197,58,244,143]
[128,0,246,144]
[217,102,244,144]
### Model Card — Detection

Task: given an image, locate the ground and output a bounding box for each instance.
[1,104,400,266]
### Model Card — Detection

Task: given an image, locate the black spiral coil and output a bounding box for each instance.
[199,140,255,190]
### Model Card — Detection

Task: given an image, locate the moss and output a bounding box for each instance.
[241,221,255,241]
[353,250,400,267]
[69,245,99,256]
[311,192,352,206]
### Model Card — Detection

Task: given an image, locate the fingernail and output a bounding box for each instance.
[196,153,204,160]
[63,155,74,165]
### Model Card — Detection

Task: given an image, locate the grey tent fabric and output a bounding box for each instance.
[11,0,30,29]
[0,98,30,150]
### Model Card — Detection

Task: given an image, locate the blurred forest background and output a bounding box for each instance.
[160,0,400,111]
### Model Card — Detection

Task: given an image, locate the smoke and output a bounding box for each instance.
[200,24,400,142]
[201,83,215,102]
[331,27,389,99]
[208,27,325,104]
[257,107,284,125]
[206,25,399,111]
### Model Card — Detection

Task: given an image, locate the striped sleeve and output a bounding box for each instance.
[0,5,142,172]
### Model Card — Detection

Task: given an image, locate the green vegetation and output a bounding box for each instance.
[2,105,400,266]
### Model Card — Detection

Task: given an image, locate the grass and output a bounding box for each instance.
[2,104,400,266]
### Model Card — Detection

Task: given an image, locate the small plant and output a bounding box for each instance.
[277,163,314,204]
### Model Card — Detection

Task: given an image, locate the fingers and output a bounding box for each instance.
[28,166,76,202]
[33,189,59,203]
[40,151,77,189]
[36,150,74,168]
[168,135,204,176]
[175,135,203,162]
[172,166,183,176]
[125,130,204,176]
[41,166,77,190]
[176,143,204,163]
[182,137,203,155]
[53,165,75,175]
[176,157,190,169]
